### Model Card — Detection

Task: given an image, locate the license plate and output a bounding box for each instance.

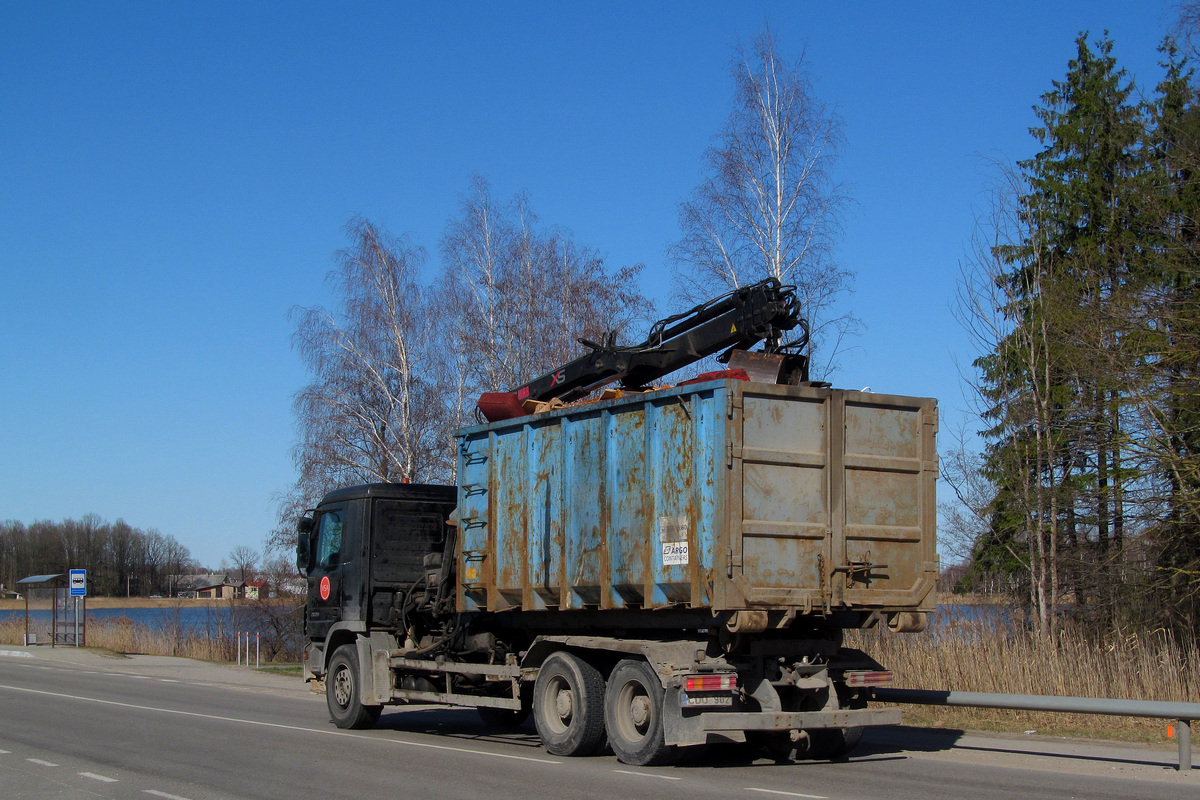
[682,693,734,707]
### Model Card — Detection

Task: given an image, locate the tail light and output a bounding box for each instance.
[844,670,893,688]
[685,673,738,692]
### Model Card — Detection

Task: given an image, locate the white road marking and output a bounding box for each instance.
[26,758,59,767]
[128,675,152,679]
[158,679,180,683]
[144,791,192,800]
[0,682,562,765]
[0,749,10,754]
[746,789,828,799]
[614,769,682,780]
[80,771,118,782]
[0,650,33,658]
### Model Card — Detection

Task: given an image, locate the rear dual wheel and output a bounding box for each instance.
[604,659,676,766]
[529,652,677,765]
[749,685,865,762]
[532,652,608,756]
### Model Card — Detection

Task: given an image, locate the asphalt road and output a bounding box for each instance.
[0,647,1194,800]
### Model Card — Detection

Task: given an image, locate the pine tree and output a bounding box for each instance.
[1146,43,1200,634]
[980,33,1145,634]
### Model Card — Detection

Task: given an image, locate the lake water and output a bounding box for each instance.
[1,605,263,633]
[1,603,1010,633]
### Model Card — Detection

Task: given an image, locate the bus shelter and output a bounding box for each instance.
[16,574,86,646]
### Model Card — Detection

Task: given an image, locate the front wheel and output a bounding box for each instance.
[604,659,677,766]
[326,644,382,730]
[532,652,607,756]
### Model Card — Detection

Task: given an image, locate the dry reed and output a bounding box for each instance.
[848,606,1200,742]
[0,603,303,663]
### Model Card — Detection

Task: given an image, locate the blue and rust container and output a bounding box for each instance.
[454,379,937,624]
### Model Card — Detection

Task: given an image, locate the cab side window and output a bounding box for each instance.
[315,509,344,569]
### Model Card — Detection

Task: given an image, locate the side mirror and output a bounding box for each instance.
[296,517,315,574]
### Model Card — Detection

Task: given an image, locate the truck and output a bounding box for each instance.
[297,279,938,766]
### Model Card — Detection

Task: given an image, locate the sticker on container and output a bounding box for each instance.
[659,516,690,566]
[662,541,689,566]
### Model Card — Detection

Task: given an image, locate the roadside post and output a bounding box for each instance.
[68,569,86,648]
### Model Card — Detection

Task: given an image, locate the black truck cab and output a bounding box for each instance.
[297,483,457,666]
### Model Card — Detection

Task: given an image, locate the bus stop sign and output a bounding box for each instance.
[69,569,87,597]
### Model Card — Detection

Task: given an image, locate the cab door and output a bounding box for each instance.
[305,502,347,641]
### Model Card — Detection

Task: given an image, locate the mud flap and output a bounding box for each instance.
[353,638,384,705]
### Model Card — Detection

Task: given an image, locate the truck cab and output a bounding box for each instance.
[297,482,457,683]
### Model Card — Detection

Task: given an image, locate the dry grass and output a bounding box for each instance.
[0,597,294,611]
[849,607,1200,743]
[0,600,303,663]
[0,616,236,661]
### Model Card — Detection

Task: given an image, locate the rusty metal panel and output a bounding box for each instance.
[840,393,939,610]
[733,389,831,609]
[727,384,936,612]
[455,380,936,617]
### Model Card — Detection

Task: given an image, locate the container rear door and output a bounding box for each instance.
[728,386,832,610]
[838,393,938,609]
[727,386,937,612]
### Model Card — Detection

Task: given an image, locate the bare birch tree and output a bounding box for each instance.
[955,164,1062,633]
[439,174,650,418]
[277,218,452,549]
[670,28,856,376]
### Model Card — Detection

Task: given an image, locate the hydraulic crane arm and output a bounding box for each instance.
[477,278,810,421]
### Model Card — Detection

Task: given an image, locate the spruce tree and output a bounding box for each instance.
[980,33,1144,634]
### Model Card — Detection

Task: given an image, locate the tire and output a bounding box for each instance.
[804,725,864,760]
[747,730,797,762]
[532,652,607,756]
[800,688,864,760]
[326,644,383,730]
[604,659,677,766]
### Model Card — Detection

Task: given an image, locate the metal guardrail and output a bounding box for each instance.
[874,688,1198,772]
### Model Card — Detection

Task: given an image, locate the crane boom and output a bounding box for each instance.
[477,278,811,422]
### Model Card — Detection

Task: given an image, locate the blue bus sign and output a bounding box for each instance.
[69,569,87,597]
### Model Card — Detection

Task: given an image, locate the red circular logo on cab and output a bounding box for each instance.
[319,575,331,601]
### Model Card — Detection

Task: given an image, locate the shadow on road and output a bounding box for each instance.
[375,707,545,749]
[859,724,966,755]
[358,711,1182,773]
[865,725,1181,771]
[372,712,969,767]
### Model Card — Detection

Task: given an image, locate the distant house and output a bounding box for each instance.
[243,580,266,600]
[173,573,241,599]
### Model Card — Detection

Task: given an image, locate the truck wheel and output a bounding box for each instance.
[533,652,607,756]
[326,645,382,730]
[805,725,863,760]
[802,691,864,760]
[604,659,677,766]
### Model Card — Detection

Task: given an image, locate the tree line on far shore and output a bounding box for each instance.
[0,516,194,597]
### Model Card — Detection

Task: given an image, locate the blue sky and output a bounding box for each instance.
[0,2,1180,568]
